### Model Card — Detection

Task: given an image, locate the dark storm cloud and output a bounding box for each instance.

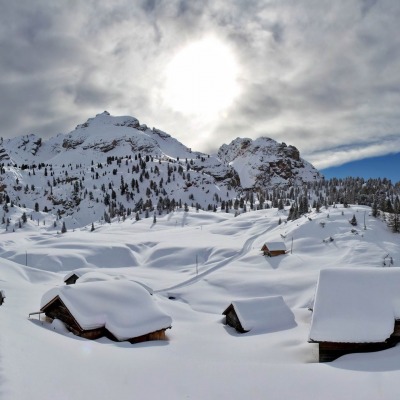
[0,0,400,168]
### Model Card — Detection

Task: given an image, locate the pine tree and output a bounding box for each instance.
[372,199,379,218]
[90,222,95,232]
[349,214,357,226]
[387,201,400,233]
[61,221,67,233]
[387,212,400,233]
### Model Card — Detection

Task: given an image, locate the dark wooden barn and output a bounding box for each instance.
[309,268,400,362]
[261,242,287,257]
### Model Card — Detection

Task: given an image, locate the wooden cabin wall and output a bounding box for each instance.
[128,329,167,344]
[225,309,246,333]
[391,320,400,338]
[319,341,396,362]
[44,299,82,335]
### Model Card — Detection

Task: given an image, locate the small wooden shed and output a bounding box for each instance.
[63,268,92,285]
[39,280,172,344]
[261,242,287,257]
[223,296,296,334]
[309,268,400,362]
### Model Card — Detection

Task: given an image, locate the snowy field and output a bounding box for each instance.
[1,204,400,399]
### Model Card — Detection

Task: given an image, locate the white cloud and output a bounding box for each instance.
[0,0,399,169]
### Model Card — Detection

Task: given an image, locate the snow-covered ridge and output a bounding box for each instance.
[0,111,323,228]
[218,137,321,188]
[1,112,320,187]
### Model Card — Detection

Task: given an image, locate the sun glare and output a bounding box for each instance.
[163,38,240,118]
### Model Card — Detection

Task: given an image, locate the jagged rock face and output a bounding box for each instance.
[218,137,320,189]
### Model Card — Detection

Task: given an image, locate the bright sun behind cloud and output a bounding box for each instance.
[163,37,240,119]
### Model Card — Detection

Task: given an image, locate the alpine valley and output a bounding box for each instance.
[1,110,400,235]
[1,112,400,400]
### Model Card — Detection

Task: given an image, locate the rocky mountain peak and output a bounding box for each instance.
[218,136,320,189]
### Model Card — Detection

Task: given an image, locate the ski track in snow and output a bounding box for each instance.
[155,218,272,293]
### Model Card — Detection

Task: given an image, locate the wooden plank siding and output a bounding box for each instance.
[42,296,83,336]
[316,320,400,362]
[261,244,286,257]
[222,304,247,333]
[318,341,396,363]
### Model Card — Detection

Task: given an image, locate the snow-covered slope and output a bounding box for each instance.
[0,204,400,399]
[1,111,237,180]
[0,111,325,228]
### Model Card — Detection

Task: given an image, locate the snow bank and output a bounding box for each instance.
[309,268,400,343]
[40,280,172,340]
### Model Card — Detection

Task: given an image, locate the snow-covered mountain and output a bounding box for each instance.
[218,137,321,189]
[0,111,322,227]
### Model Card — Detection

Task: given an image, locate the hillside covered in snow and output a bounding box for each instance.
[1,202,400,399]
[0,111,325,228]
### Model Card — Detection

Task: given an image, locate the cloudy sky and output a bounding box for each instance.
[1,0,400,170]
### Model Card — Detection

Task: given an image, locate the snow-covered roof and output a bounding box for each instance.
[41,280,171,340]
[226,296,296,333]
[309,268,400,343]
[78,273,154,295]
[64,270,154,294]
[264,242,286,251]
[63,268,93,282]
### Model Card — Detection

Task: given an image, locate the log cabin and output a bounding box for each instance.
[223,296,296,334]
[39,280,172,344]
[309,268,400,362]
[261,242,287,257]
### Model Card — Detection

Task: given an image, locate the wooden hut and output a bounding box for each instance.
[223,303,248,333]
[309,268,400,362]
[64,273,80,285]
[39,280,172,344]
[261,242,287,257]
[63,268,92,285]
[223,296,296,334]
